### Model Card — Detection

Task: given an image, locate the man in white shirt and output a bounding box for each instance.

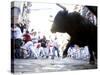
[51,37,60,59]
[11,6,23,59]
[12,24,22,39]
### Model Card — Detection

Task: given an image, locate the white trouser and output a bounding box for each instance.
[49,47,54,56]
[44,48,49,57]
[31,47,38,58]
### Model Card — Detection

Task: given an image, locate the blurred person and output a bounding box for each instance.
[11,6,22,59]
[21,31,38,59]
[11,6,22,73]
[11,7,23,59]
[51,37,60,59]
[23,30,31,43]
[38,36,49,58]
[12,24,23,58]
[21,41,38,59]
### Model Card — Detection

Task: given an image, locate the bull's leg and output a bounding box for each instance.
[63,42,71,58]
[93,45,97,64]
[94,45,97,60]
[88,46,95,64]
[94,50,97,60]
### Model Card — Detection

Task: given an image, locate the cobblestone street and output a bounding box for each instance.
[13,57,97,73]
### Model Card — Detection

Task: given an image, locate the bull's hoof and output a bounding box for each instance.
[63,55,67,58]
[51,57,54,59]
[89,61,95,65]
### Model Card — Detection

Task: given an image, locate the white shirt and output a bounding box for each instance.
[53,39,59,48]
[14,26,22,39]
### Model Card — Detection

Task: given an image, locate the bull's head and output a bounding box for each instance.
[51,10,82,36]
[51,10,69,33]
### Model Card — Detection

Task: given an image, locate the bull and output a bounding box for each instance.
[51,7,97,64]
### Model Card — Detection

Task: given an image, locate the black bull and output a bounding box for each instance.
[51,10,97,64]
